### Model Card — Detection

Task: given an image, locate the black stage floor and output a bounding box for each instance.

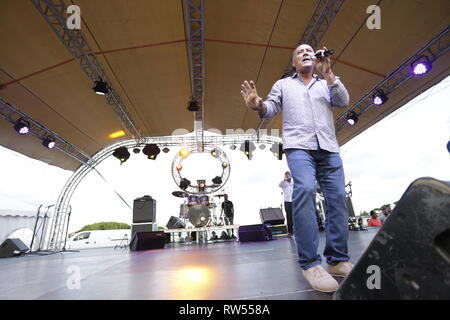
[0,229,378,300]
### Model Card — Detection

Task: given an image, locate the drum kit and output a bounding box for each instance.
[172,191,230,228]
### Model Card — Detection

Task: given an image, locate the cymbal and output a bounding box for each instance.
[172,191,187,198]
[214,194,226,197]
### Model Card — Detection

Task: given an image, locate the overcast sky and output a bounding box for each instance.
[1,76,449,234]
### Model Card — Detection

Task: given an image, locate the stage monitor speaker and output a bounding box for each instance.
[166,216,186,229]
[130,231,165,251]
[334,177,450,300]
[133,195,156,223]
[0,238,29,258]
[259,207,285,225]
[238,224,272,242]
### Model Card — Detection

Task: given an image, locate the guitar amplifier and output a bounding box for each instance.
[259,207,285,225]
[133,195,156,223]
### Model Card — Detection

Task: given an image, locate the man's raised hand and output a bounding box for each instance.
[240,80,263,111]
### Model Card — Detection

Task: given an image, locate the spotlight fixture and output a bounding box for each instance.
[142,144,161,160]
[270,143,283,160]
[179,148,190,158]
[179,178,191,190]
[212,176,222,185]
[133,148,140,154]
[198,180,206,192]
[162,147,170,153]
[112,146,130,164]
[240,140,255,160]
[211,149,217,157]
[14,118,30,135]
[42,137,56,149]
[411,55,432,76]
[92,80,109,95]
[372,89,388,106]
[222,162,228,168]
[187,98,200,112]
[346,111,359,126]
[176,164,182,171]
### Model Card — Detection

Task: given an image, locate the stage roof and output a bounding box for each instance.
[1,0,449,171]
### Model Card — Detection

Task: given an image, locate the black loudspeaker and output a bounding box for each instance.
[0,238,29,258]
[259,207,285,225]
[133,195,156,223]
[238,224,272,242]
[335,177,450,300]
[166,216,186,229]
[130,232,165,251]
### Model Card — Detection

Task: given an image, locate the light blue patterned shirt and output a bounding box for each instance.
[260,73,349,153]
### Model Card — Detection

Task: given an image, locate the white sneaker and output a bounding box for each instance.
[302,265,339,293]
[327,261,354,278]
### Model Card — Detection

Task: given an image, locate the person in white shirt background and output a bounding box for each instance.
[279,171,294,235]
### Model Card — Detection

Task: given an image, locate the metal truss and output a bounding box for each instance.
[184,0,205,151]
[0,98,94,251]
[32,0,143,142]
[0,98,93,165]
[280,0,345,79]
[256,0,345,132]
[335,26,450,132]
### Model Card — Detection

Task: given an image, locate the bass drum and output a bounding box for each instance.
[188,204,211,227]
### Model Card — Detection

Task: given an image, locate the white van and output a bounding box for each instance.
[66,229,131,250]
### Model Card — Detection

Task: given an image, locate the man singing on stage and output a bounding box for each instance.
[240,44,352,293]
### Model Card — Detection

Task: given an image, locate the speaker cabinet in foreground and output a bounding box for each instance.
[238,224,272,242]
[0,238,29,258]
[335,177,450,299]
[130,232,165,251]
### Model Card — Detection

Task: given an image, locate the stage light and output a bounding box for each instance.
[222,162,228,168]
[93,80,109,95]
[176,164,182,171]
[109,130,126,139]
[211,149,217,157]
[179,178,191,190]
[112,146,130,164]
[373,89,388,106]
[346,111,359,126]
[411,55,432,76]
[163,147,170,153]
[212,176,222,185]
[179,148,189,158]
[270,143,283,160]
[240,140,255,160]
[133,148,140,154]
[187,98,200,112]
[42,137,56,149]
[198,180,206,192]
[142,144,160,160]
[14,118,30,135]
[447,140,450,154]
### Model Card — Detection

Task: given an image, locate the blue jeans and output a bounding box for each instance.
[285,148,350,270]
